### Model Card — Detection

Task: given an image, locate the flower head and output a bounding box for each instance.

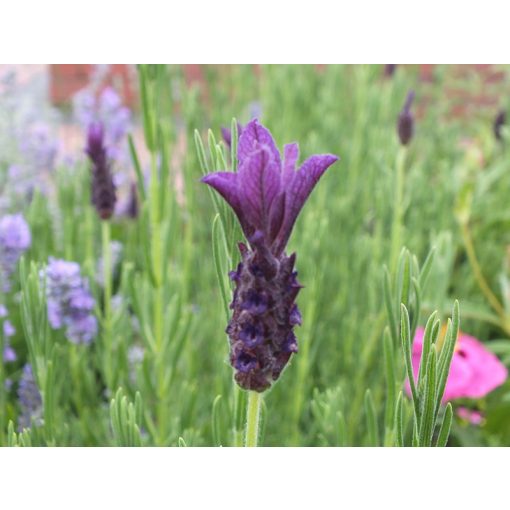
[202,119,338,392]
[0,213,31,291]
[409,327,508,402]
[86,122,117,220]
[43,258,98,345]
[397,91,415,146]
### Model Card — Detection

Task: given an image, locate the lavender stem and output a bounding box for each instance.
[245,390,262,447]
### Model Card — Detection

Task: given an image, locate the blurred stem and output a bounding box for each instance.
[101,220,113,388]
[390,147,407,272]
[245,391,262,447]
[460,222,508,329]
[149,151,167,445]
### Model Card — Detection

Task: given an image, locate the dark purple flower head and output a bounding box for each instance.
[384,64,397,78]
[494,109,506,141]
[397,91,415,146]
[86,122,117,220]
[202,120,339,392]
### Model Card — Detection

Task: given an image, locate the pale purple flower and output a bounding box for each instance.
[43,258,98,345]
[202,119,338,391]
[18,122,59,172]
[17,364,42,431]
[73,86,131,163]
[0,214,31,291]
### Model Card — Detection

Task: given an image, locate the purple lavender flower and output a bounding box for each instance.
[86,122,117,220]
[384,64,397,77]
[17,364,42,431]
[494,109,506,141]
[18,122,59,172]
[0,214,31,291]
[397,91,415,146]
[43,258,97,345]
[202,119,338,392]
[0,304,16,361]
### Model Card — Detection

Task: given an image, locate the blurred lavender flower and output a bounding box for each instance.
[18,364,42,431]
[0,213,31,291]
[18,122,59,173]
[73,85,131,163]
[128,344,145,383]
[86,122,117,220]
[494,109,506,141]
[118,181,139,219]
[43,258,97,345]
[1,304,17,362]
[202,119,338,392]
[397,91,415,146]
[384,64,397,77]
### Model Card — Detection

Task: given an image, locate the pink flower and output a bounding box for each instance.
[457,407,484,425]
[409,327,508,402]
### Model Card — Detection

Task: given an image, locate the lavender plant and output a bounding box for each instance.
[201,119,338,445]
[2,64,510,447]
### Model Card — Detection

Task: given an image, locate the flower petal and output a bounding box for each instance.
[274,154,338,253]
[238,119,281,168]
[201,172,253,237]
[238,147,281,234]
[282,142,299,187]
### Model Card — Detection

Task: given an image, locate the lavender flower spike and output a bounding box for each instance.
[0,213,31,292]
[43,258,98,345]
[202,119,338,392]
[86,122,117,220]
[397,91,415,146]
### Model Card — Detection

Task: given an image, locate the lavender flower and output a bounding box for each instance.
[17,364,42,431]
[86,122,117,220]
[494,109,506,141]
[1,304,17,362]
[0,213,31,291]
[73,85,131,162]
[43,258,97,345]
[397,91,415,146]
[384,64,397,77]
[202,119,338,392]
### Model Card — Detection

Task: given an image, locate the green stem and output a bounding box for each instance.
[101,220,113,388]
[460,222,508,329]
[390,147,407,272]
[245,391,262,447]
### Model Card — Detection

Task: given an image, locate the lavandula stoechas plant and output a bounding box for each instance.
[390,91,415,271]
[86,122,117,388]
[202,119,338,445]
